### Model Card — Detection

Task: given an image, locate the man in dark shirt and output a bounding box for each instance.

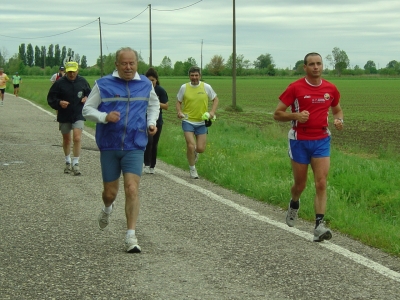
[47,61,91,175]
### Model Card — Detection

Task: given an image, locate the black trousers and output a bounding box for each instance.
[144,124,163,168]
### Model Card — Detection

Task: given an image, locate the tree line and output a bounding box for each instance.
[0,43,88,77]
[1,44,400,77]
[18,43,87,69]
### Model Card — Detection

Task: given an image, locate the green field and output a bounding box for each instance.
[8,76,400,257]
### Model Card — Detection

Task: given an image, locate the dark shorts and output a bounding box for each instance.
[100,150,144,182]
[182,121,207,135]
[13,84,19,88]
[288,136,331,164]
[0,89,4,94]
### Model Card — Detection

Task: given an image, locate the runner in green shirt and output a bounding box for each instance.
[12,72,22,97]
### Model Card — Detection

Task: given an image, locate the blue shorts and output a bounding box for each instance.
[288,136,331,164]
[182,121,207,135]
[100,150,144,182]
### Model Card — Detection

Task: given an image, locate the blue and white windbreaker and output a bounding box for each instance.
[83,71,160,151]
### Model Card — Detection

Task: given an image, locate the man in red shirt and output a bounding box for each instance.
[273,52,344,242]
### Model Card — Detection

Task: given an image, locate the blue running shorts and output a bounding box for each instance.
[182,121,207,135]
[288,136,331,164]
[100,150,144,182]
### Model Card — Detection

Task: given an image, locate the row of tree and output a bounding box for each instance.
[2,44,400,77]
[0,43,87,71]
[152,48,400,77]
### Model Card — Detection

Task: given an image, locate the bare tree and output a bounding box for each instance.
[0,47,9,66]
[326,47,350,76]
[206,55,224,76]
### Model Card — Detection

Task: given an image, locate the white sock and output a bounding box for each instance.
[189,165,196,171]
[72,157,79,166]
[126,229,135,237]
[65,155,71,164]
[104,205,113,214]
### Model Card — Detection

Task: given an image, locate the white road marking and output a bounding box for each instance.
[156,169,400,283]
[24,96,400,283]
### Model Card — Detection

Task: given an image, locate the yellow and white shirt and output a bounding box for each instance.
[177,81,217,124]
[0,73,9,89]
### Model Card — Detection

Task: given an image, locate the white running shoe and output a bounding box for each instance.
[98,203,114,230]
[286,202,299,227]
[194,150,199,163]
[149,168,155,174]
[64,162,71,174]
[313,221,332,242]
[143,166,151,174]
[72,164,81,176]
[125,234,141,253]
[190,169,199,179]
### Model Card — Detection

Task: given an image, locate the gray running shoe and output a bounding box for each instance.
[194,150,199,163]
[98,203,114,230]
[286,202,299,227]
[125,234,141,253]
[190,169,199,179]
[313,221,332,242]
[149,168,155,174]
[72,164,81,176]
[64,162,71,174]
[143,166,151,174]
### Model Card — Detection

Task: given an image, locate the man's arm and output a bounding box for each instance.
[82,84,108,123]
[331,103,344,130]
[146,87,160,128]
[80,79,91,104]
[209,96,219,119]
[176,100,185,118]
[47,83,61,110]
[176,84,187,118]
[273,101,310,123]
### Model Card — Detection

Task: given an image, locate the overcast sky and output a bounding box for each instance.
[1,0,400,70]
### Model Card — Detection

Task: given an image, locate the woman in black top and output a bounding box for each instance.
[143,67,169,174]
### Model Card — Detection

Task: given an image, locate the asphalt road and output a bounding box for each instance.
[1,93,400,300]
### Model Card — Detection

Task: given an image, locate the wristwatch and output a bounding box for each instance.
[336,118,344,124]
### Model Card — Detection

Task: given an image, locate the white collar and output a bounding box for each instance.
[305,77,322,87]
[112,70,141,80]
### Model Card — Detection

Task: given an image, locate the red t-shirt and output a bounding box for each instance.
[279,77,340,140]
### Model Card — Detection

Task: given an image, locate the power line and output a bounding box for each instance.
[0,1,203,41]
[0,19,98,40]
[101,7,148,25]
[153,0,202,11]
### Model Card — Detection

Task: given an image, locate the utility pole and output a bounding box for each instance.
[201,39,203,72]
[98,17,104,77]
[149,4,152,67]
[43,47,46,69]
[232,0,237,108]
